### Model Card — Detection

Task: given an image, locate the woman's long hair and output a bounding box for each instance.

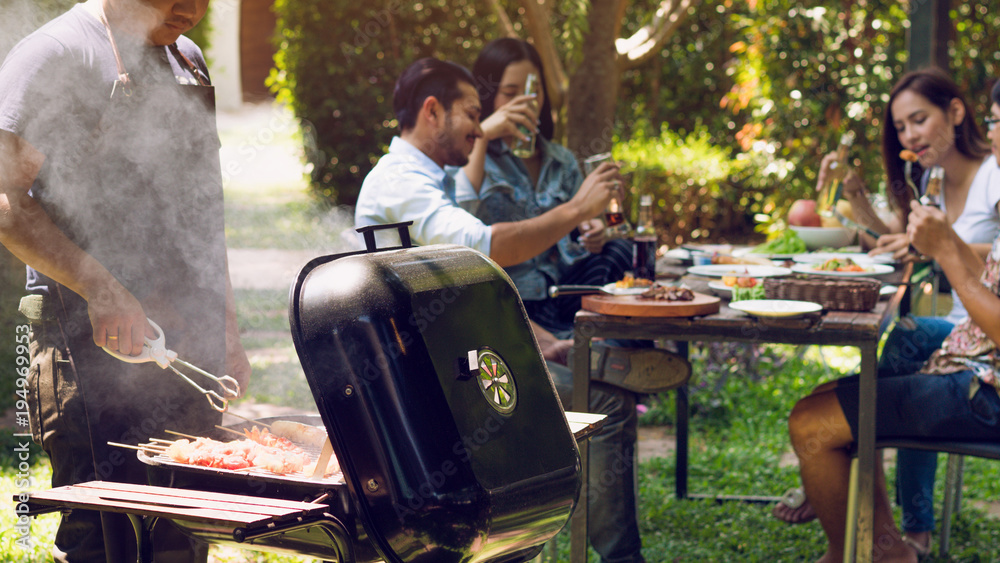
[471,38,555,140]
[881,68,990,217]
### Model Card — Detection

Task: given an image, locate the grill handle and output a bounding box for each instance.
[356,221,415,252]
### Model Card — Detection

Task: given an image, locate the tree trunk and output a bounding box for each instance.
[566,0,622,161]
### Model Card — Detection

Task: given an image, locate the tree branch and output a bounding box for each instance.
[486,0,518,38]
[518,0,568,115]
[616,0,700,70]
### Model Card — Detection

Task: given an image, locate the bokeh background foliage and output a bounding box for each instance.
[271,0,1000,243]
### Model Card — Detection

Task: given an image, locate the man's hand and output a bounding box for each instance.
[479,94,538,143]
[570,162,622,220]
[86,280,152,356]
[577,218,606,254]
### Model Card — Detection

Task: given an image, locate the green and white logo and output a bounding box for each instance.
[475,349,517,414]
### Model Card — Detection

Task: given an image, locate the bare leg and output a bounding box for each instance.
[788,387,917,563]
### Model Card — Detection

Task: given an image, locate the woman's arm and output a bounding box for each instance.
[908,202,999,343]
[461,94,538,192]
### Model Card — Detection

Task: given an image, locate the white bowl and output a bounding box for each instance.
[790,226,855,250]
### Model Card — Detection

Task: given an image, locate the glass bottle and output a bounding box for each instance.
[632,194,657,281]
[511,73,539,158]
[818,131,856,213]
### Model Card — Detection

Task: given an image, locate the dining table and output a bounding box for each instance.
[568,258,914,563]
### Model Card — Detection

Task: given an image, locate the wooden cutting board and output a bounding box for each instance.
[581,292,720,317]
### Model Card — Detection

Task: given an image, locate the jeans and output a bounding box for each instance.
[548,361,645,563]
[878,316,954,534]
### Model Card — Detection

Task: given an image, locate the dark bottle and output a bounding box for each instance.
[632,194,657,281]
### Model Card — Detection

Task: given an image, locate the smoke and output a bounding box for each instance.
[0,1,76,62]
[2,2,232,371]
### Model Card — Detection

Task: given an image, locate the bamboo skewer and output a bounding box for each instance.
[107,441,168,452]
[164,429,199,440]
[224,411,272,429]
[215,425,250,439]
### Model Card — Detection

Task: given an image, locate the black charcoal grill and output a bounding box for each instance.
[23,223,586,563]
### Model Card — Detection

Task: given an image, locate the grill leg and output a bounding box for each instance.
[126,513,157,563]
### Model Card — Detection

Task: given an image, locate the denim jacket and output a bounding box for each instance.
[452,137,590,301]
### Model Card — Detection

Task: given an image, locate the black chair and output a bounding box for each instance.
[845,438,1000,560]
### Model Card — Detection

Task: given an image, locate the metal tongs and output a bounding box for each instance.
[103,319,240,412]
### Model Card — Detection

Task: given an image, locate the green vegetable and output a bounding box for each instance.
[731,285,766,302]
[751,229,808,255]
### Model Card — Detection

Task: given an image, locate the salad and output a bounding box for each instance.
[721,274,765,302]
[814,257,867,272]
[750,229,808,255]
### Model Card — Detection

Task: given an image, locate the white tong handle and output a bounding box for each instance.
[102,319,240,412]
[102,319,176,368]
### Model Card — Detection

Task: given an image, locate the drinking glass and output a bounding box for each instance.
[582,152,631,238]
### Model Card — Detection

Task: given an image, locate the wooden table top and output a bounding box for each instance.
[573,262,913,346]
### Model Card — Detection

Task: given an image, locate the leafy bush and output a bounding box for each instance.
[615,125,753,245]
[269,0,503,206]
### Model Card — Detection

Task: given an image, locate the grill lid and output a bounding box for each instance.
[289,223,580,563]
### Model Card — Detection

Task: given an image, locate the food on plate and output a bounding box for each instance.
[731,284,766,302]
[814,257,867,272]
[788,199,822,227]
[615,272,654,289]
[720,275,766,302]
[721,274,758,288]
[637,284,695,301]
[750,229,808,255]
[711,252,774,266]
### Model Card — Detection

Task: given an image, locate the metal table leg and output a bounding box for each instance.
[675,342,689,499]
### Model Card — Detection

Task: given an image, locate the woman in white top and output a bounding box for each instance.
[775,70,1000,556]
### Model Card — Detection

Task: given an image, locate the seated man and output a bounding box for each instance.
[786,196,1000,562]
[355,57,647,563]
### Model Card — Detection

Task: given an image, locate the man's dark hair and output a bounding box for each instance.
[992,79,1000,106]
[393,58,475,131]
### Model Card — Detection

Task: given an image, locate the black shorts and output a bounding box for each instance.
[834,370,1000,441]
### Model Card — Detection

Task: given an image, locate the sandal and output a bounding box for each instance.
[901,535,931,561]
[771,487,818,524]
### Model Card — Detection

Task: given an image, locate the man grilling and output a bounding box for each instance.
[355,57,651,563]
[0,0,250,561]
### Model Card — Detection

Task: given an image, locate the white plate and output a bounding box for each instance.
[790,263,895,277]
[792,252,895,265]
[663,248,692,262]
[600,283,650,296]
[732,247,801,260]
[707,281,732,296]
[686,264,792,278]
[729,299,823,318]
[880,285,899,299]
